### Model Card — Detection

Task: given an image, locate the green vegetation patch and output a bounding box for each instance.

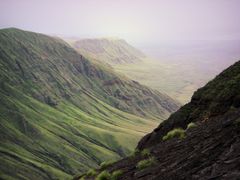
[187,122,197,130]
[86,168,97,176]
[80,175,86,180]
[100,161,115,169]
[136,157,157,170]
[111,170,123,180]
[96,170,111,180]
[129,149,140,158]
[141,148,151,156]
[162,128,186,141]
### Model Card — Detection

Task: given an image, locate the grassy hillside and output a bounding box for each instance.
[0,28,179,179]
[67,38,146,65]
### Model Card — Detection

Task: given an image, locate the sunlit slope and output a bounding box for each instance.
[0,83,157,180]
[0,28,179,179]
[68,38,146,65]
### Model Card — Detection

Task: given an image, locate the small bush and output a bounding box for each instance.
[73,174,85,180]
[129,149,140,158]
[79,175,86,180]
[162,128,185,141]
[136,157,156,170]
[86,168,97,176]
[100,161,114,169]
[187,122,197,130]
[111,170,123,180]
[134,149,140,155]
[141,148,151,156]
[96,170,111,180]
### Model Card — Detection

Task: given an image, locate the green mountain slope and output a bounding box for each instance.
[0,28,179,179]
[67,38,146,65]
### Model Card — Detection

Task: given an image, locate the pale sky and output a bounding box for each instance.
[0,0,240,44]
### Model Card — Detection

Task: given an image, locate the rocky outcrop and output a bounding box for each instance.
[91,109,240,180]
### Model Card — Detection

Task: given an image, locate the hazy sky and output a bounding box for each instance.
[1,0,240,44]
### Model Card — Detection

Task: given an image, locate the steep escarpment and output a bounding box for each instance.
[80,61,240,180]
[0,28,179,120]
[0,28,179,180]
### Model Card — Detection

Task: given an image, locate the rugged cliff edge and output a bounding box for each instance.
[79,61,240,180]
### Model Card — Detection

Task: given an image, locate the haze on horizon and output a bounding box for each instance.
[0,0,240,46]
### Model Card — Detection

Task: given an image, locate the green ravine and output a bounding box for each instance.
[0,28,179,179]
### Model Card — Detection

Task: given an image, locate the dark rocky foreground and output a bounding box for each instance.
[77,61,240,180]
[98,110,240,180]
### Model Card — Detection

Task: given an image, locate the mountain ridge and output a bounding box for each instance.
[67,37,146,65]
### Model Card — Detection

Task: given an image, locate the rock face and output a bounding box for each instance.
[85,61,240,180]
[100,110,240,180]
